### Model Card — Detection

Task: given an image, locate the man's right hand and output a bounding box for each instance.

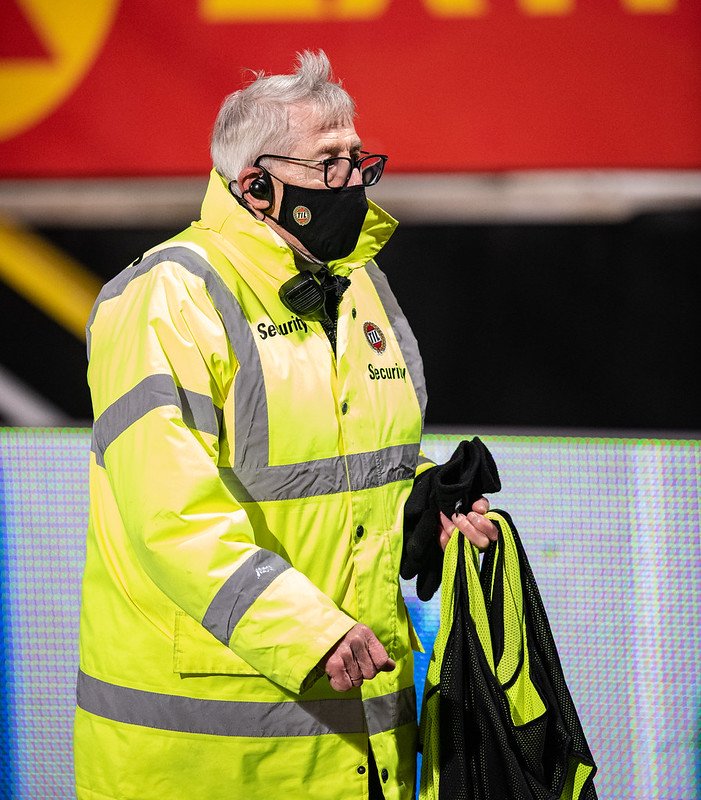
[321,623,396,692]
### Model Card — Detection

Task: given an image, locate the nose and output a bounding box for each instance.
[347,164,363,187]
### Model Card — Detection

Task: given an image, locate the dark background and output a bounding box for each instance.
[2,209,699,430]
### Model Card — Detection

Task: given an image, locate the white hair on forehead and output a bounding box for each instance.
[210,50,356,189]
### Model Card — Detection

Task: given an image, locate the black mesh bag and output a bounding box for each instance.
[421,510,597,800]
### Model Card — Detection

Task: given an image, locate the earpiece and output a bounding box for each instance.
[246,169,273,206]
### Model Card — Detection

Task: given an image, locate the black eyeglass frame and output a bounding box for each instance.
[254,151,388,189]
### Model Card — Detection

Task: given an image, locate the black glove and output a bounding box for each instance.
[401,437,501,601]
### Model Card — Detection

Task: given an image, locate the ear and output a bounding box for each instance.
[237,166,274,212]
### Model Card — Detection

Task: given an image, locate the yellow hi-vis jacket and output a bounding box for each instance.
[75,170,434,800]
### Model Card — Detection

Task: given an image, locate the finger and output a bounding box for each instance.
[325,654,353,692]
[471,496,490,515]
[467,511,498,541]
[479,516,498,542]
[341,648,363,685]
[462,509,497,540]
[350,637,379,680]
[452,512,492,550]
[438,511,456,552]
[366,634,395,673]
[439,511,455,535]
[329,672,353,692]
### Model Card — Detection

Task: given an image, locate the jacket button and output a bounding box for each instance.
[357,765,366,775]
[381,768,389,782]
[355,525,364,538]
[341,402,349,415]
[352,307,357,319]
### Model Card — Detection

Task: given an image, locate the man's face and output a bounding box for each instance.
[264,103,363,216]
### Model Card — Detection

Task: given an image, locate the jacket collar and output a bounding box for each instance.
[195,170,398,281]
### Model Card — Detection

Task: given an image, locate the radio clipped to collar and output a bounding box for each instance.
[278,271,329,323]
[279,269,352,326]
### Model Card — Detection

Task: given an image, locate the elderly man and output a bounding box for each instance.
[75,51,496,800]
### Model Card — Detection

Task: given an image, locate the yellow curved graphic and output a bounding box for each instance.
[0,0,120,141]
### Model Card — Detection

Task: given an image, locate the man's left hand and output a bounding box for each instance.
[438,497,498,552]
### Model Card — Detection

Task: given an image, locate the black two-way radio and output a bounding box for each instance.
[278,271,329,323]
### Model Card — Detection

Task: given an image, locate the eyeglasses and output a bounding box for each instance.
[254,151,388,189]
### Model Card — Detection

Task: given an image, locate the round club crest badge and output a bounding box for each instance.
[363,321,386,354]
[292,206,311,226]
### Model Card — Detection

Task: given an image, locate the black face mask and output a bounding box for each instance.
[275,182,368,263]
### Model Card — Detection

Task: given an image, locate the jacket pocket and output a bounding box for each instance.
[173,610,261,676]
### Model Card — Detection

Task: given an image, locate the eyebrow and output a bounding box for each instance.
[316,139,363,158]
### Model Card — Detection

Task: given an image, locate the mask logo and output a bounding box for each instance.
[363,321,386,354]
[292,206,312,226]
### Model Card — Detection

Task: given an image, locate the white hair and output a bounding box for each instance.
[211,50,356,188]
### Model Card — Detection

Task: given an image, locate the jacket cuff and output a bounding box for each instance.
[288,615,358,695]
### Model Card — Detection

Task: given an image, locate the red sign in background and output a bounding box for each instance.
[1,0,700,176]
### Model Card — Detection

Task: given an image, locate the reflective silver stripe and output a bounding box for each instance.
[77,670,367,737]
[86,245,269,471]
[220,442,420,503]
[364,686,417,735]
[201,550,291,645]
[178,386,222,438]
[417,454,434,469]
[349,444,420,491]
[365,261,428,422]
[91,374,220,467]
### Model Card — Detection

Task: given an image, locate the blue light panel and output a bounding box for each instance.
[1,430,699,799]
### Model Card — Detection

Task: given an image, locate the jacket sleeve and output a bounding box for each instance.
[416,449,436,478]
[88,259,356,693]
